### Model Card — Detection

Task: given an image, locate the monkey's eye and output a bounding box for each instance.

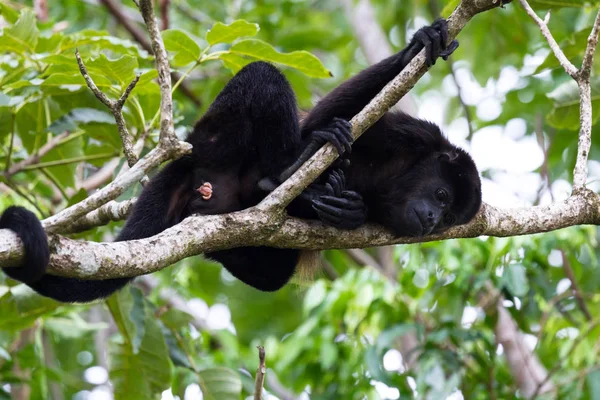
[435,189,448,202]
[444,214,456,225]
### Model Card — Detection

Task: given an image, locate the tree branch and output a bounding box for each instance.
[520,1,600,190]
[254,346,266,400]
[75,49,141,169]
[572,8,600,189]
[3,132,70,177]
[98,0,201,106]
[137,0,179,147]
[518,2,578,78]
[3,190,599,277]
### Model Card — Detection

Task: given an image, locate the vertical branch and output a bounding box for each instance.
[137,0,178,147]
[573,8,600,189]
[254,346,266,400]
[520,1,600,190]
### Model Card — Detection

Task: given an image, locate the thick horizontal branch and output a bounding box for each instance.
[2,190,598,278]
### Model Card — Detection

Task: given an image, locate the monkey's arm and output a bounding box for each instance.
[301,19,457,137]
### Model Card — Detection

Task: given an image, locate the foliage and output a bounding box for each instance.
[0,1,599,399]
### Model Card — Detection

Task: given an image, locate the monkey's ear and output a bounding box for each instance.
[437,151,458,162]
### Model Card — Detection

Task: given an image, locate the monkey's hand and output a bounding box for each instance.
[409,18,459,67]
[273,118,353,184]
[312,169,366,230]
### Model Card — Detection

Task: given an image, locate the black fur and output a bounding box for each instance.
[0,19,481,302]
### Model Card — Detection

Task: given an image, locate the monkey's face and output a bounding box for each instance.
[382,152,481,237]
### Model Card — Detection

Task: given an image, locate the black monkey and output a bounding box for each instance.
[0,19,481,302]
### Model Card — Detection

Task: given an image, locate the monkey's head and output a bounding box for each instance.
[377,146,481,237]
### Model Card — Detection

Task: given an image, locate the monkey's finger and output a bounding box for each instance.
[331,168,346,184]
[341,190,363,201]
[313,205,366,229]
[313,200,366,219]
[327,173,343,197]
[413,31,432,66]
[331,127,353,154]
[441,40,459,60]
[332,117,352,131]
[433,18,449,49]
[314,209,343,227]
[313,130,344,156]
[318,196,365,210]
[331,119,354,144]
[424,28,441,66]
[324,182,335,197]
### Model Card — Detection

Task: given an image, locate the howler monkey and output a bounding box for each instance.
[0,19,481,302]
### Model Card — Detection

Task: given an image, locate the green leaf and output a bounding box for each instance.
[106,287,146,354]
[501,264,529,297]
[6,9,39,51]
[84,54,138,86]
[161,29,201,67]
[586,369,600,400]
[41,73,112,89]
[0,285,60,331]
[206,20,259,46]
[197,367,242,400]
[45,316,107,339]
[218,52,255,75]
[60,29,148,58]
[109,310,173,400]
[228,39,331,78]
[547,78,600,130]
[48,108,115,134]
[441,0,460,17]
[534,30,588,74]
[0,3,20,24]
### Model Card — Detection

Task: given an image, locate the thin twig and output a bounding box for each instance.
[4,132,70,177]
[520,1,600,190]
[560,251,592,321]
[99,0,201,106]
[580,8,600,80]
[62,198,137,234]
[572,8,600,189]
[22,153,116,170]
[518,0,578,78]
[75,49,141,169]
[254,346,266,400]
[530,319,600,399]
[448,59,475,140]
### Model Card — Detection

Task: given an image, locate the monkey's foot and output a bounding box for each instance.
[312,169,366,230]
[196,182,213,200]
